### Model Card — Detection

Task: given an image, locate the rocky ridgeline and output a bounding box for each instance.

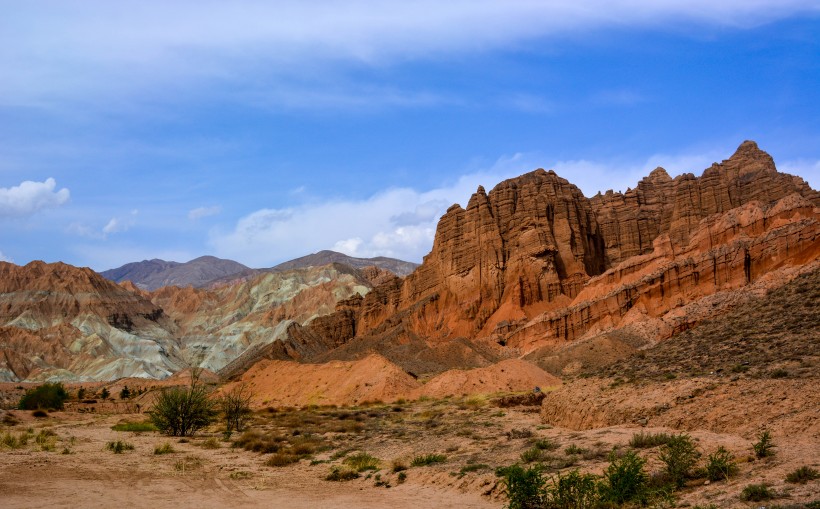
[278,141,819,372]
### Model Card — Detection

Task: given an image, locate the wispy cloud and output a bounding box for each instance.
[188,205,222,220]
[2,1,817,110]
[0,250,12,263]
[0,178,70,218]
[67,209,139,239]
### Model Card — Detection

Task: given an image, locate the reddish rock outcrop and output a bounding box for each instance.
[288,141,820,374]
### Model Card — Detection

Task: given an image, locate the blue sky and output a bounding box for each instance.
[1,1,819,270]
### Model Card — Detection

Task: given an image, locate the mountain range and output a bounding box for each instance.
[1,140,817,386]
[101,251,418,291]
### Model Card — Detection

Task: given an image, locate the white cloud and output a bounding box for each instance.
[68,209,138,238]
[780,159,820,190]
[211,145,754,266]
[188,205,222,220]
[0,250,12,263]
[0,178,70,218]
[2,1,817,109]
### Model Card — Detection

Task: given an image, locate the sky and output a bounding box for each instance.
[1,1,819,271]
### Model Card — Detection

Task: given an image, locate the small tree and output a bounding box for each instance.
[19,382,68,410]
[100,387,110,400]
[220,384,252,433]
[149,369,217,437]
[76,387,86,400]
[119,386,131,400]
[600,449,648,505]
[659,434,701,488]
[753,430,776,459]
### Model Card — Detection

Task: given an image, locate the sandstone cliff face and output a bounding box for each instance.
[289,141,819,374]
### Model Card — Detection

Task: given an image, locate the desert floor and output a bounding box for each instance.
[1,395,818,508]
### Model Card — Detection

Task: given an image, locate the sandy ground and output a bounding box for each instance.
[2,395,819,509]
[0,411,497,509]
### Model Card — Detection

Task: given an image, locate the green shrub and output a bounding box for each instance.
[497,464,546,509]
[18,383,68,410]
[521,446,545,464]
[534,438,559,451]
[397,471,407,484]
[149,370,217,437]
[326,466,360,481]
[564,444,586,456]
[600,449,648,505]
[629,431,673,449]
[344,452,380,472]
[111,420,157,432]
[106,440,135,454]
[154,442,175,455]
[658,434,700,488]
[785,466,820,484]
[411,453,446,466]
[740,483,775,502]
[705,446,738,481]
[753,430,776,459]
[547,469,600,509]
[100,388,110,400]
[119,386,131,399]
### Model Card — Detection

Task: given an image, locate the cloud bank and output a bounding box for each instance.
[0,178,70,218]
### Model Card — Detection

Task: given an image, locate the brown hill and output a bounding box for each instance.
[0,261,183,381]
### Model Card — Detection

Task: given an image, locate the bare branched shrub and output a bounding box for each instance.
[220,384,252,433]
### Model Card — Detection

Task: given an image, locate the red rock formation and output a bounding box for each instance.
[290,141,820,373]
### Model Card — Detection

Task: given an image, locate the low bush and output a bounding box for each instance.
[35,429,57,451]
[534,438,559,451]
[19,383,68,411]
[344,452,379,472]
[629,431,673,449]
[740,483,775,502]
[564,444,586,456]
[112,421,157,432]
[785,466,820,484]
[265,453,299,467]
[106,440,135,454]
[705,446,738,481]
[497,464,546,509]
[547,469,599,509]
[392,460,408,472]
[521,446,545,464]
[326,466,360,481]
[200,437,220,449]
[154,442,175,455]
[411,453,446,467]
[600,449,648,505]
